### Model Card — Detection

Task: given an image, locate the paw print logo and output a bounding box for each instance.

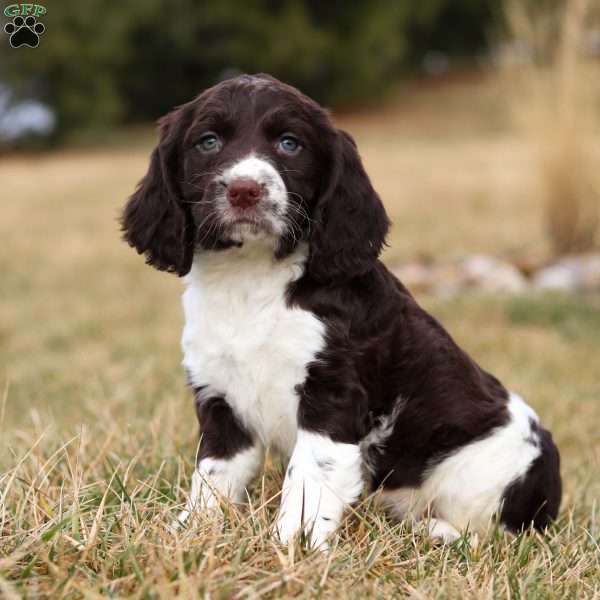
[4,15,45,48]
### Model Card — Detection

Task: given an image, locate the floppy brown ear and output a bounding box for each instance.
[308,130,390,282]
[121,111,194,276]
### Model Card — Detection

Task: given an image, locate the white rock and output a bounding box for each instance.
[392,262,433,293]
[460,255,528,294]
[392,253,600,297]
[576,255,600,292]
[430,263,470,297]
[532,254,600,292]
[532,264,578,292]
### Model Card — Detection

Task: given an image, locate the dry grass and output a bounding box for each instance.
[1,78,600,598]
[503,0,600,255]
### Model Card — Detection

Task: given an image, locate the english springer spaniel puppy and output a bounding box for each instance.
[122,74,561,549]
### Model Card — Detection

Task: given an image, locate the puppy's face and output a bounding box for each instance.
[180,76,333,250]
[122,74,389,282]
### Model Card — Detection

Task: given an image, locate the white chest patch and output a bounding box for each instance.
[181,240,325,456]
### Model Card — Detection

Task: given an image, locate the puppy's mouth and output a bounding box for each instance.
[226,212,278,235]
[230,211,262,225]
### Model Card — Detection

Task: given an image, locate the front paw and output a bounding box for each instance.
[171,468,225,533]
[170,501,224,534]
[275,506,337,550]
[166,508,198,534]
[275,509,302,546]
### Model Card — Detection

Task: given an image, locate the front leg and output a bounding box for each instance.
[178,390,262,525]
[276,371,366,549]
[276,430,363,549]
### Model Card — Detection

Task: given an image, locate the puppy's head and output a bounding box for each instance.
[122,74,389,281]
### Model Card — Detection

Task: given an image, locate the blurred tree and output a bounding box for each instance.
[402,0,501,66]
[0,0,500,139]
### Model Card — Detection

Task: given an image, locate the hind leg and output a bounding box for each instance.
[499,424,561,532]
[379,394,559,537]
[421,394,549,534]
[376,488,461,544]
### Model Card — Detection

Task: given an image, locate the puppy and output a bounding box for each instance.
[122,74,561,548]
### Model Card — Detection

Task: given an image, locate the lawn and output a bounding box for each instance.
[1,77,599,598]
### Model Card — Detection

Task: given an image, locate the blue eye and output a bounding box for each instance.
[278,134,301,155]
[196,132,222,153]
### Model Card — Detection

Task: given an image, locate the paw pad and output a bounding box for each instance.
[4,15,45,48]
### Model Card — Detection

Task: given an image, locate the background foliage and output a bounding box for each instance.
[0,0,499,136]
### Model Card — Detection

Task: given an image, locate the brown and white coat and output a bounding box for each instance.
[122,74,561,549]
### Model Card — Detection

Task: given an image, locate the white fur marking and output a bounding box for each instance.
[219,154,289,240]
[360,397,406,473]
[276,430,364,549]
[182,240,325,457]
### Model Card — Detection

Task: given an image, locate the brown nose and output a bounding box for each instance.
[227,178,262,209]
